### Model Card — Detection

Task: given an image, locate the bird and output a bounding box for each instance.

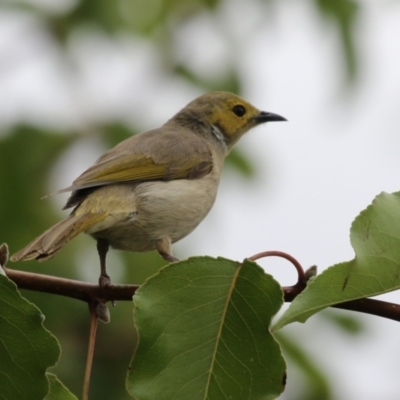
[11,91,286,286]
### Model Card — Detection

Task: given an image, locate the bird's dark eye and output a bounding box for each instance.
[232,105,246,117]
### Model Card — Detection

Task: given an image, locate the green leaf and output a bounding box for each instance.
[45,373,78,400]
[127,257,286,400]
[0,273,60,400]
[275,191,400,330]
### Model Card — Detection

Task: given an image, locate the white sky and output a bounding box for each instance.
[1,0,400,399]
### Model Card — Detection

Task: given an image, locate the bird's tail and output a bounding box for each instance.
[11,212,107,262]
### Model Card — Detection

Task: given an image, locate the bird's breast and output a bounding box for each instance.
[134,171,220,241]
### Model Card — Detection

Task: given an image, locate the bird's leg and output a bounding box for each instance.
[156,237,179,263]
[96,238,110,287]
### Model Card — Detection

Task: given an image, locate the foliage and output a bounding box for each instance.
[2,191,400,398]
[45,374,78,400]
[0,273,59,400]
[275,192,400,329]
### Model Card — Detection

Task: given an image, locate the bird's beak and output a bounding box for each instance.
[252,111,287,123]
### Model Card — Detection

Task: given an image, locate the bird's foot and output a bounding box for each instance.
[158,251,179,263]
[156,237,179,263]
[99,273,111,288]
[165,254,179,263]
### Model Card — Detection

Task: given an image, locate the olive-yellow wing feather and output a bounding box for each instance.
[60,126,214,193]
[69,154,169,188]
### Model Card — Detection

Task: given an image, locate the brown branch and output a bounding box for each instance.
[3,267,138,303]
[3,254,400,323]
[332,298,400,322]
[281,280,400,322]
[4,266,400,323]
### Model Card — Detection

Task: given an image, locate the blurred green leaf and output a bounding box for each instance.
[128,257,286,400]
[101,123,138,148]
[0,273,60,400]
[50,0,223,41]
[275,332,332,400]
[320,310,364,335]
[0,127,77,250]
[122,250,168,285]
[52,0,127,38]
[226,148,254,177]
[45,373,78,400]
[315,0,359,81]
[174,64,242,94]
[275,191,400,330]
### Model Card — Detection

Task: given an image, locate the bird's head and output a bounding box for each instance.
[172,91,286,152]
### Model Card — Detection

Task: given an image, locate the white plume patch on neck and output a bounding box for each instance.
[211,124,227,146]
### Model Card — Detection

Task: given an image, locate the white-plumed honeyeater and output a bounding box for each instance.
[11,92,286,285]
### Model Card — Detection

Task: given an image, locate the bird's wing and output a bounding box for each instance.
[58,128,214,194]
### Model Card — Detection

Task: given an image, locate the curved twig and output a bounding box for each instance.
[248,250,306,285]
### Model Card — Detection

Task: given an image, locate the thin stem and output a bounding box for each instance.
[82,302,99,400]
[248,250,305,284]
[0,243,9,266]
